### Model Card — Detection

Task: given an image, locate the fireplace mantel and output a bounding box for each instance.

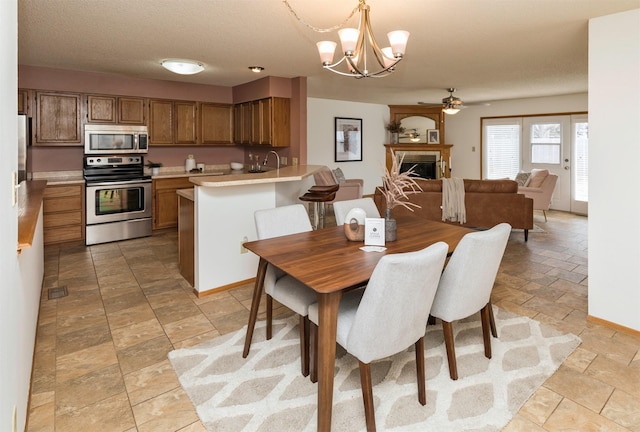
[384,143,453,178]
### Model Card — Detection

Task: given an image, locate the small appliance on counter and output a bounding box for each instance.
[185,154,196,172]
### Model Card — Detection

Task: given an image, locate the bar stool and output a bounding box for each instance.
[299,184,339,229]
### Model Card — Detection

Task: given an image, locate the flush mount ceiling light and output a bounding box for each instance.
[248,66,265,73]
[285,0,409,78]
[161,59,204,75]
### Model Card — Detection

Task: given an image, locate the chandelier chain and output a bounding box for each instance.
[283,0,361,33]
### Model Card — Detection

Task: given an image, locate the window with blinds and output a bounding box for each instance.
[482,119,521,179]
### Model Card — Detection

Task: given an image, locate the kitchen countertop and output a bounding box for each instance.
[176,188,194,201]
[31,171,84,185]
[18,180,48,253]
[189,165,322,187]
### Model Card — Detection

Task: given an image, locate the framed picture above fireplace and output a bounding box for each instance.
[335,117,363,162]
[427,129,440,144]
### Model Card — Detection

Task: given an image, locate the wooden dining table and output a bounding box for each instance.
[242,214,474,431]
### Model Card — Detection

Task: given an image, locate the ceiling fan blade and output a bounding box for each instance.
[417,101,442,106]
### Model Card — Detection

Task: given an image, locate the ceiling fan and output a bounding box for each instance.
[418,88,489,114]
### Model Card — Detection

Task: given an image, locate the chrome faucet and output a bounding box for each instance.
[263,150,280,170]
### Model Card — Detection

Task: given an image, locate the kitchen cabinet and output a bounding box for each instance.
[200,103,233,145]
[174,101,197,145]
[35,91,82,146]
[153,177,193,229]
[233,102,252,145]
[149,99,197,145]
[149,99,174,145]
[177,189,194,286]
[118,97,146,124]
[42,184,85,245]
[86,95,146,125]
[18,89,31,115]
[251,97,290,147]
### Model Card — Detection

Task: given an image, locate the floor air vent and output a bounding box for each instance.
[48,286,68,300]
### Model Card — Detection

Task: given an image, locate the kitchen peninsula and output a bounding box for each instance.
[187,164,322,295]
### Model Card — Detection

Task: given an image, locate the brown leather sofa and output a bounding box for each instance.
[373,178,534,240]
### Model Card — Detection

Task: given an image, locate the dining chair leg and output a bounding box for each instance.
[415,337,426,406]
[309,322,318,383]
[442,321,458,380]
[266,294,273,340]
[480,304,493,359]
[488,301,498,338]
[300,315,310,377]
[358,361,376,432]
[243,258,268,358]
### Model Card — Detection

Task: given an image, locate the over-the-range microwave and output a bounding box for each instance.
[84,124,148,154]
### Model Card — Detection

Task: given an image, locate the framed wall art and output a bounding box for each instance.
[335,117,363,162]
[427,129,440,144]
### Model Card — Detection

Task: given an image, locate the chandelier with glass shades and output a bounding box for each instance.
[285,0,409,78]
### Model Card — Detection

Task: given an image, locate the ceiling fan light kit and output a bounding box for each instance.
[287,0,408,78]
[161,59,204,75]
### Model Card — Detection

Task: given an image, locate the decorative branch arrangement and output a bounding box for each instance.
[378,150,423,211]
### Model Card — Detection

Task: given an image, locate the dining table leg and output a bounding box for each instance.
[317,291,343,432]
[242,258,268,358]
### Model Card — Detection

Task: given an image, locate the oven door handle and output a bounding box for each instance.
[86,179,151,187]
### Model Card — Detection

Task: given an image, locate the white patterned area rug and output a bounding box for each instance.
[168,307,580,432]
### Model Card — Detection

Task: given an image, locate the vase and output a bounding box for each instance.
[385,208,397,241]
[391,132,399,144]
[151,167,160,176]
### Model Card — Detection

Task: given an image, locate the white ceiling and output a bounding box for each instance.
[17,0,640,106]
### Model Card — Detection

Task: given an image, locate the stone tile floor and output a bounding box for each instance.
[26,210,640,431]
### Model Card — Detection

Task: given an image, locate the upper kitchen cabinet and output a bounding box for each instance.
[18,89,31,115]
[233,102,252,145]
[174,101,197,145]
[246,97,290,147]
[86,95,146,125]
[34,91,82,146]
[200,103,234,145]
[149,99,197,146]
[148,99,174,145]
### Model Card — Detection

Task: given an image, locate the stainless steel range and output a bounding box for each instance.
[84,155,152,245]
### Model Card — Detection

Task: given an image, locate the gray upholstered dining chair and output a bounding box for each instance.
[308,242,449,432]
[429,222,511,380]
[254,204,317,376]
[332,197,381,226]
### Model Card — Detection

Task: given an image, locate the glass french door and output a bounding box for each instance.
[522,115,588,214]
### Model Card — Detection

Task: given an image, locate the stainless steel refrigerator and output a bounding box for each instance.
[18,114,31,183]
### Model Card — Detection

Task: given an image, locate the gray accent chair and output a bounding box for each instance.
[308,242,449,431]
[430,222,511,380]
[333,197,381,226]
[253,204,317,376]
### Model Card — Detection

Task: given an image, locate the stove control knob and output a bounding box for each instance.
[96,158,101,163]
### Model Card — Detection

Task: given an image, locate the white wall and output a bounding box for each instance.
[307,95,590,186]
[445,94,588,179]
[307,98,389,195]
[1,0,39,430]
[588,9,640,331]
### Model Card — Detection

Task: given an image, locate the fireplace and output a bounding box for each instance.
[397,151,442,179]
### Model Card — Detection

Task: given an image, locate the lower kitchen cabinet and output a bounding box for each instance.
[43,184,85,245]
[178,190,194,286]
[153,177,193,229]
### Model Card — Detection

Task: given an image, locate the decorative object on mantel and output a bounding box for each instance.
[343,207,367,241]
[377,150,422,241]
[145,160,162,176]
[284,0,409,78]
[385,120,405,144]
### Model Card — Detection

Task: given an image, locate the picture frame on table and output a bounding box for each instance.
[335,117,363,162]
[427,129,440,144]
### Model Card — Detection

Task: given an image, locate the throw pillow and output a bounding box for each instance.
[527,169,549,188]
[514,172,531,186]
[332,168,347,184]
